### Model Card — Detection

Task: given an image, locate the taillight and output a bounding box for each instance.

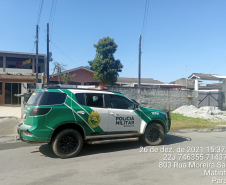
[29,107,51,116]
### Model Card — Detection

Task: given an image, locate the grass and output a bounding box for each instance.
[170,113,226,130]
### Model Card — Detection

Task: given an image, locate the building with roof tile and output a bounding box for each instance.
[0,50,45,104]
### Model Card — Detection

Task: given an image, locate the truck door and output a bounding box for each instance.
[73,93,109,136]
[107,94,141,134]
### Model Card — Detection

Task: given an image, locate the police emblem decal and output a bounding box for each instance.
[88,111,101,128]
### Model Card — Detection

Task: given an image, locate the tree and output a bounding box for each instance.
[51,62,76,85]
[88,36,123,85]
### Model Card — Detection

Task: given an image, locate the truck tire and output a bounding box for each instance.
[52,129,83,159]
[142,123,164,145]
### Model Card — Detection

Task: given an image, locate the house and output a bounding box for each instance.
[188,73,226,90]
[50,66,167,87]
[170,78,195,90]
[49,66,105,86]
[0,50,46,104]
[50,66,184,89]
[170,77,224,90]
[116,77,164,87]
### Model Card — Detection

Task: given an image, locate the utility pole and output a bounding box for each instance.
[47,23,50,84]
[36,25,39,83]
[138,35,142,87]
[186,65,187,89]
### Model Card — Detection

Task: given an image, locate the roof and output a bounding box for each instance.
[197,83,223,90]
[116,77,164,84]
[0,50,46,57]
[51,66,94,76]
[170,78,194,87]
[188,73,226,81]
[0,72,43,76]
[61,66,94,73]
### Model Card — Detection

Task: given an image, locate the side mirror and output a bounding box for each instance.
[133,104,139,110]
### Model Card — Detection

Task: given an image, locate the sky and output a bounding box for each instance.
[1,0,226,84]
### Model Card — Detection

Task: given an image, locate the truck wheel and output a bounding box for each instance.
[143,123,164,145]
[52,129,83,159]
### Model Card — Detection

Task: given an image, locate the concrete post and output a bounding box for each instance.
[194,78,199,91]
[32,58,35,73]
[222,79,226,110]
[21,83,27,118]
[3,56,6,72]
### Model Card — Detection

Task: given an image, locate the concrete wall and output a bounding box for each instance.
[109,87,199,111]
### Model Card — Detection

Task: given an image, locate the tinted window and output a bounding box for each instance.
[27,92,66,106]
[109,95,133,110]
[47,92,67,105]
[27,91,46,106]
[86,93,103,108]
[75,93,85,105]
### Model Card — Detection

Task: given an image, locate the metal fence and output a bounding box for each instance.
[198,91,223,109]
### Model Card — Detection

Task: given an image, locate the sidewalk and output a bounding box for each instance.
[0,105,21,118]
[0,117,22,137]
[0,106,22,142]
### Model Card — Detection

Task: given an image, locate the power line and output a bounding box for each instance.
[142,0,150,48]
[50,41,80,66]
[141,0,148,36]
[37,0,44,25]
[27,41,36,59]
[121,0,150,75]
[49,0,55,23]
[121,56,139,74]
[209,56,226,73]
[49,0,57,53]
[50,0,57,40]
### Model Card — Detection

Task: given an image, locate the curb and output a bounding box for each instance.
[178,125,226,133]
[0,135,19,143]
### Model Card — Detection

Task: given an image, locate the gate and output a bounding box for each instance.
[198,91,223,108]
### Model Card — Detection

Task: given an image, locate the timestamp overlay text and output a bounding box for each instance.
[140,146,226,184]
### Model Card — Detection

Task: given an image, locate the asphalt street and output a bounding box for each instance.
[0,130,226,185]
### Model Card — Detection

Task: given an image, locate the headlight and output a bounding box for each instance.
[160,112,167,117]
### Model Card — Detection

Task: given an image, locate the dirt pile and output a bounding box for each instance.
[173,105,226,122]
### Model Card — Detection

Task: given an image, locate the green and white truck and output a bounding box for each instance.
[18,87,171,158]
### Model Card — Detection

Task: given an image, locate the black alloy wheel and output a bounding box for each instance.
[148,127,161,142]
[143,123,164,146]
[58,133,79,154]
[52,129,83,159]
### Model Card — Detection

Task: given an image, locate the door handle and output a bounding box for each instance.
[77,111,85,114]
[110,112,117,116]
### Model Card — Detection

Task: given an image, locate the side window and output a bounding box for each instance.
[75,93,85,105]
[86,93,104,108]
[47,92,66,105]
[109,95,133,110]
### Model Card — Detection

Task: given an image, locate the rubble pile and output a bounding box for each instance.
[173,105,226,122]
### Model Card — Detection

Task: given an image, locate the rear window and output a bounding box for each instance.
[27,91,66,106]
